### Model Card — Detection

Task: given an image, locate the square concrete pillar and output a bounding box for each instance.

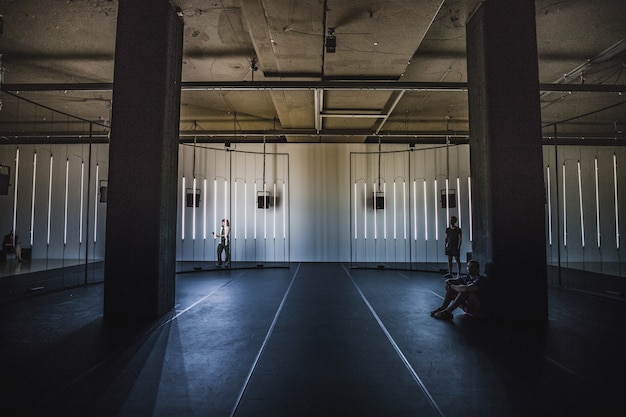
[104,0,183,320]
[466,0,548,322]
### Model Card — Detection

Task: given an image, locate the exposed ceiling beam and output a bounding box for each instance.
[3,81,625,93]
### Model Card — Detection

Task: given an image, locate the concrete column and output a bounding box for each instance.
[104,0,183,320]
[466,1,547,322]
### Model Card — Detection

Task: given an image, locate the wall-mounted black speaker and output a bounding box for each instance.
[186,188,200,207]
[373,191,385,210]
[0,173,9,196]
[440,189,456,208]
[257,191,271,209]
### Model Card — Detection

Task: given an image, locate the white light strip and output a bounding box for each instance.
[547,166,552,246]
[445,178,450,226]
[93,163,98,243]
[373,182,377,240]
[562,164,567,247]
[383,182,387,240]
[263,183,267,240]
[273,182,276,239]
[30,153,37,246]
[354,182,357,239]
[578,161,585,247]
[48,155,54,245]
[213,179,217,240]
[244,182,248,240]
[224,179,228,223]
[456,177,461,228]
[403,181,407,240]
[12,148,19,233]
[434,179,438,241]
[79,161,84,244]
[363,182,367,240]
[181,176,186,240]
[468,177,473,242]
[423,180,428,241]
[413,181,417,241]
[614,154,620,249]
[254,183,257,239]
[234,181,237,239]
[393,182,397,240]
[282,183,286,239]
[192,177,197,240]
[203,179,207,240]
[594,158,600,248]
[64,159,69,245]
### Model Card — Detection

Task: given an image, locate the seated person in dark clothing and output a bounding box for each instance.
[3,230,23,262]
[431,259,484,320]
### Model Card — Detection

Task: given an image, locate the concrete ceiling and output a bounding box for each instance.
[0,0,625,144]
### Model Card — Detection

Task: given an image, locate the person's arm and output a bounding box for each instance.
[457,229,462,249]
[451,278,479,293]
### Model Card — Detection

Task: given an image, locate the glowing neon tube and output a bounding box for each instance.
[30,153,37,246]
[594,158,600,248]
[578,161,585,247]
[614,154,620,249]
[546,166,552,246]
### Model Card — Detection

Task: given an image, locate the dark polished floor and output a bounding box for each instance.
[1,263,625,417]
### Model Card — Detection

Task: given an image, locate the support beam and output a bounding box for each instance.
[466,0,548,323]
[104,0,183,320]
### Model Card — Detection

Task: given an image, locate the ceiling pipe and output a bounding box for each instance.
[3,81,624,93]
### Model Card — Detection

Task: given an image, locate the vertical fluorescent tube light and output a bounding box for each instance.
[12,148,19,232]
[263,183,267,239]
[384,182,387,240]
[30,153,37,246]
[373,183,377,240]
[354,182,357,239]
[213,179,217,239]
[594,158,600,248]
[64,159,69,245]
[393,182,397,240]
[413,180,417,241]
[48,155,54,245]
[282,183,286,239]
[363,182,367,239]
[456,177,461,228]
[562,164,567,247]
[423,180,428,241]
[244,182,248,240]
[546,166,553,246]
[273,183,276,239]
[403,181,407,240]
[254,183,257,239]
[224,179,228,223]
[613,154,620,249]
[434,179,439,241]
[234,181,237,239]
[181,176,186,240]
[467,177,473,242]
[577,161,585,247]
[192,177,197,240]
[93,163,98,243]
[203,179,207,240]
[445,178,450,226]
[79,161,84,244]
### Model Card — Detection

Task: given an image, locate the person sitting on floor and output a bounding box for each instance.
[431,259,484,320]
[3,230,23,262]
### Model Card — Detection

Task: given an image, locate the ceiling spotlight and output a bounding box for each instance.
[325,28,336,53]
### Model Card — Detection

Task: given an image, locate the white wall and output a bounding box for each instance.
[2,143,625,267]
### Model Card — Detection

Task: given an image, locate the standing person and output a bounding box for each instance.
[213,218,230,267]
[431,259,484,320]
[3,230,23,262]
[444,215,462,277]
